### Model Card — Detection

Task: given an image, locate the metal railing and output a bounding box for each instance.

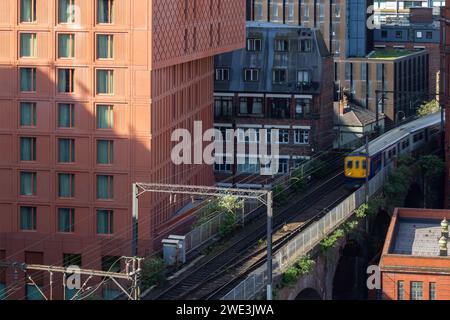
[184,200,260,253]
[222,166,390,300]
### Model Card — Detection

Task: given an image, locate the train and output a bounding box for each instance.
[344,112,442,188]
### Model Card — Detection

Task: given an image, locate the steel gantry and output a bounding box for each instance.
[0,256,143,300]
[132,182,275,300]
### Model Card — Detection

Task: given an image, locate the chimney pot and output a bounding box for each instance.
[439,236,448,257]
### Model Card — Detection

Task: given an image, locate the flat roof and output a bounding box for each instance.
[368,48,417,59]
[392,218,449,257]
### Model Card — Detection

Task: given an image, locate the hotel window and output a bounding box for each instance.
[20,0,36,23]
[20,33,36,58]
[58,138,75,163]
[97,140,114,164]
[297,70,311,83]
[299,39,312,52]
[97,175,114,199]
[59,0,76,23]
[20,102,36,127]
[397,281,404,300]
[58,173,75,198]
[97,105,114,129]
[58,34,75,58]
[244,68,259,82]
[20,206,37,231]
[294,129,310,144]
[274,39,289,52]
[215,68,229,81]
[58,103,75,128]
[247,38,262,51]
[63,253,81,268]
[58,208,75,233]
[20,172,36,196]
[20,137,36,161]
[411,281,423,300]
[20,68,36,92]
[429,283,436,300]
[62,252,81,298]
[58,69,74,93]
[97,210,113,234]
[97,34,114,59]
[97,0,114,24]
[97,70,114,94]
[273,69,287,84]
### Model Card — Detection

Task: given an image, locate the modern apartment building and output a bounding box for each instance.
[374,0,444,25]
[374,7,441,97]
[0,0,245,300]
[379,208,450,300]
[214,22,334,185]
[336,49,429,124]
[247,0,374,59]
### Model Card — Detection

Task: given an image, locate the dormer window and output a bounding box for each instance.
[299,39,312,52]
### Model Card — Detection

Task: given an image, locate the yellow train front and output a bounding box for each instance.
[344,154,371,189]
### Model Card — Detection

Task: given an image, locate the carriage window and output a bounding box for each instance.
[362,160,367,170]
[402,140,410,150]
[355,161,360,169]
[347,160,353,169]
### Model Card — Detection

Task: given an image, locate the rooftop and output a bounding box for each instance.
[337,104,383,127]
[380,208,450,275]
[368,48,417,59]
[392,218,449,257]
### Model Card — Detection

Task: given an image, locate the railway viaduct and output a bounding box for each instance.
[274,213,390,300]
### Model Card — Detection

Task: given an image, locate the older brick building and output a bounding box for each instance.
[214,22,334,186]
[379,208,450,300]
[0,0,245,299]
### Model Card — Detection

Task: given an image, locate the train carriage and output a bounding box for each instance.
[344,112,442,188]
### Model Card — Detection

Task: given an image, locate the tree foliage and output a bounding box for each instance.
[281,255,315,286]
[141,257,167,289]
[417,100,440,117]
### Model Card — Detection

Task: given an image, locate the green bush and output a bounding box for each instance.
[297,255,315,275]
[141,257,167,289]
[282,267,299,285]
[219,211,237,238]
[320,228,345,253]
[281,256,315,286]
[273,184,287,205]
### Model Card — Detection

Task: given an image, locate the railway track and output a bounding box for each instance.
[146,169,348,300]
